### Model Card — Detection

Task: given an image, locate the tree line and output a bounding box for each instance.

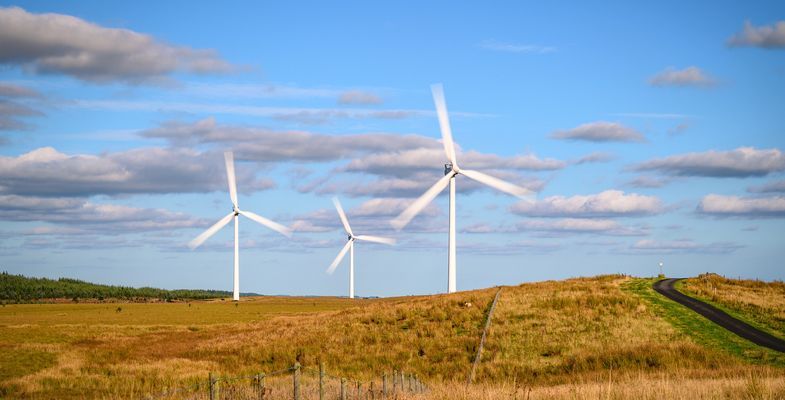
[0,271,231,303]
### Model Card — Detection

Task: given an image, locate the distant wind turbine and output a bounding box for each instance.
[327,197,395,299]
[391,84,534,293]
[188,151,292,301]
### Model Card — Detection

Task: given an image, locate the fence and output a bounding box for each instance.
[146,362,427,400]
[466,287,502,385]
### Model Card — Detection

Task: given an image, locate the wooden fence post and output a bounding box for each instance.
[382,373,388,398]
[319,362,325,400]
[400,371,405,392]
[293,362,301,400]
[340,378,347,400]
[209,372,220,400]
[392,369,397,393]
[209,372,215,400]
[256,373,266,400]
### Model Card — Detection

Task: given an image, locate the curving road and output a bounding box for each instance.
[653,278,785,353]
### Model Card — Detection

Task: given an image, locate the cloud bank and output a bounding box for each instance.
[727,20,785,49]
[697,194,785,217]
[649,66,716,87]
[633,147,785,177]
[0,6,234,84]
[510,190,663,218]
[550,122,645,143]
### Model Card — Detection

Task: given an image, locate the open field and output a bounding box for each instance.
[679,273,785,341]
[1,275,784,399]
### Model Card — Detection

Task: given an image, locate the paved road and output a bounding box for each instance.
[653,278,785,353]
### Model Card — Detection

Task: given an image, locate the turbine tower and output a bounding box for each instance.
[327,197,395,298]
[391,84,534,293]
[188,151,292,301]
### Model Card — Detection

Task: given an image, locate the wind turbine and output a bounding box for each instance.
[391,84,534,293]
[326,197,395,299]
[188,151,292,301]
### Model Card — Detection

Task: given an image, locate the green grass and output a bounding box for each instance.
[622,278,785,367]
[0,347,57,381]
[677,277,785,342]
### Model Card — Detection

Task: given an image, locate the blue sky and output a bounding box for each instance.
[0,1,783,296]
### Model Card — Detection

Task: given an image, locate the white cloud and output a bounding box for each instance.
[462,219,647,236]
[0,194,204,232]
[648,66,716,87]
[550,121,645,143]
[290,198,439,234]
[510,190,663,218]
[0,146,274,197]
[576,152,616,164]
[630,239,743,254]
[0,82,41,98]
[479,40,556,54]
[633,147,785,177]
[748,179,785,193]
[517,218,647,236]
[727,20,785,49]
[338,90,383,105]
[625,175,672,189]
[0,6,234,84]
[142,118,439,161]
[697,194,785,217]
[316,172,546,198]
[0,98,42,130]
[343,148,565,177]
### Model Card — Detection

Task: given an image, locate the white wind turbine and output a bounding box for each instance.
[188,151,292,301]
[391,84,534,293]
[326,197,395,299]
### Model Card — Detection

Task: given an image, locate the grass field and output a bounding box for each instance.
[1,275,784,399]
[679,273,785,341]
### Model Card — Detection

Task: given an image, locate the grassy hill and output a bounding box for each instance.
[679,273,785,341]
[1,274,784,399]
[0,272,232,303]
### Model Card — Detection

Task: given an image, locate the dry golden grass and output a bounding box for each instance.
[680,273,785,339]
[427,371,785,400]
[1,275,783,399]
[474,275,777,386]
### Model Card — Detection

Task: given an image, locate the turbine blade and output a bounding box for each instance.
[460,169,534,199]
[391,171,454,230]
[239,210,293,238]
[354,235,396,245]
[327,240,353,274]
[431,83,458,167]
[332,197,353,236]
[224,151,238,208]
[188,212,234,249]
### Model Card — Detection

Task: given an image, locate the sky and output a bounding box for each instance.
[0,1,783,297]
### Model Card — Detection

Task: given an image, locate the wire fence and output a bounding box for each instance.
[145,362,427,400]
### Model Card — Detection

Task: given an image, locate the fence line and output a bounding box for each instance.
[467,287,502,385]
[146,361,427,400]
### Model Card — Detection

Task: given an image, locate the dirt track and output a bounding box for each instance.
[653,278,785,353]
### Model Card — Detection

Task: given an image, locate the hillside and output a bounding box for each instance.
[679,273,785,341]
[0,272,232,303]
[1,275,784,399]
